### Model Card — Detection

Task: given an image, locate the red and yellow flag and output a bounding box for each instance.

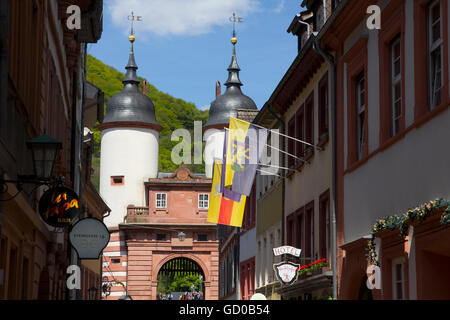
[207,160,246,227]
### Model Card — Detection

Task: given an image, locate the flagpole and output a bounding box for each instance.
[256,169,282,178]
[227,119,323,151]
[259,164,297,172]
[264,144,309,164]
[223,127,309,164]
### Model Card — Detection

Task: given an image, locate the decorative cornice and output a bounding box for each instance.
[98,121,163,132]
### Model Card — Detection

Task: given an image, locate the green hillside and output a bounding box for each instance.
[86,54,209,190]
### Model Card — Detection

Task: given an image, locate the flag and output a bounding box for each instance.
[207,160,247,227]
[224,117,268,196]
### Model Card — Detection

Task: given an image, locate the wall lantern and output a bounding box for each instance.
[26,133,63,180]
[88,286,98,300]
[178,231,186,242]
[0,133,63,202]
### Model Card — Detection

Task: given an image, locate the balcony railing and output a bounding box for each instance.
[125,205,149,223]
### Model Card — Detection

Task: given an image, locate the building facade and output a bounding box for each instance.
[317,0,450,299]
[0,0,104,300]
[253,106,283,300]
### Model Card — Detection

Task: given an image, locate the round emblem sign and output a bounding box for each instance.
[38,186,80,227]
[69,218,110,259]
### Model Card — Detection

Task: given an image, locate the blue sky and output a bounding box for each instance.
[88,0,303,110]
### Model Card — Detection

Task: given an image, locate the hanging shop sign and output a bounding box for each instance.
[273,246,301,257]
[39,186,80,227]
[273,261,300,285]
[69,218,110,259]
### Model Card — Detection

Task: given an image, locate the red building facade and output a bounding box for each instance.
[102,166,219,300]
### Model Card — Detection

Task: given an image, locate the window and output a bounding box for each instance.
[111,258,121,264]
[198,193,209,209]
[392,258,405,300]
[197,234,208,241]
[288,118,296,167]
[296,108,305,158]
[296,211,303,250]
[287,214,295,247]
[356,72,366,160]
[305,203,314,261]
[305,94,314,156]
[156,193,167,208]
[391,36,402,136]
[156,234,167,241]
[111,176,124,186]
[428,0,443,109]
[319,74,329,140]
[319,191,330,260]
[7,245,18,299]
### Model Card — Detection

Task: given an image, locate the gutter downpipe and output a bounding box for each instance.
[296,14,311,38]
[312,38,337,300]
[267,105,286,247]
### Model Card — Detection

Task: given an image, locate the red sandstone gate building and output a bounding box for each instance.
[102,166,219,300]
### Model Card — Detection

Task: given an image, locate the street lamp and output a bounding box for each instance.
[0,133,63,201]
[88,286,98,300]
[178,231,186,242]
[26,133,63,180]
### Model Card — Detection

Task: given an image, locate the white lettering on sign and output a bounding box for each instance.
[273,246,301,257]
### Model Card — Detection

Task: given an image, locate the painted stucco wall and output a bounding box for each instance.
[204,129,225,179]
[284,66,332,218]
[240,228,256,263]
[100,127,159,227]
[255,222,282,290]
[283,65,333,260]
[256,180,282,236]
[342,0,450,244]
[344,107,450,243]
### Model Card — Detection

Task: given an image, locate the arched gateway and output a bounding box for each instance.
[157,257,205,300]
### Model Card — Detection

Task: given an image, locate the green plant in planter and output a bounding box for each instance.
[366,198,450,265]
[297,258,328,276]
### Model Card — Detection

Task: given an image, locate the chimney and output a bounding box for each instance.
[215,81,221,97]
[143,80,149,95]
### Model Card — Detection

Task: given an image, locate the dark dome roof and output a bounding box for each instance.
[204,45,257,128]
[103,46,161,128]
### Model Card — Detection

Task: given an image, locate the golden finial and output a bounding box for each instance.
[229,13,242,46]
[128,11,142,42]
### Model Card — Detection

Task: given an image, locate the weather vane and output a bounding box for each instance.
[128,11,142,37]
[229,12,243,38]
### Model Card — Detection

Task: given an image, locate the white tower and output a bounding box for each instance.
[99,36,162,227]
[203,35,257,178]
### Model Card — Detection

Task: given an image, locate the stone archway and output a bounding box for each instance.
[155,257,205,300]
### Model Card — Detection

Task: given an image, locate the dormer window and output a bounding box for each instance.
[315,3,325,31]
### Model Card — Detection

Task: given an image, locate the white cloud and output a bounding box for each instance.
[199,104,210,111]
[108,0,260,37]
[274,0,285,13]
